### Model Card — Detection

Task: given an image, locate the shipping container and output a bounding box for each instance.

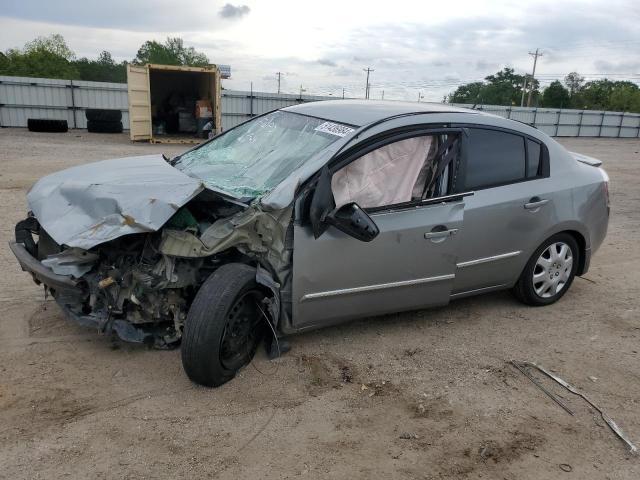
[126,64,222,143]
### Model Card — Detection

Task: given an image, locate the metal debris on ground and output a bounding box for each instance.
[511,360,574,415]
[512,360,638,455]
[559,463,573,472]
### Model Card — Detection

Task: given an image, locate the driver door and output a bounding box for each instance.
[291,130,467,330]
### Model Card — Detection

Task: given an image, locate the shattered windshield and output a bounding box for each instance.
[174,110,354,198]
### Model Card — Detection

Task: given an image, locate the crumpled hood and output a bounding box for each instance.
[28,154,205,250]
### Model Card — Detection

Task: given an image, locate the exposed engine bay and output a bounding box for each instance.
[17,188,291,348]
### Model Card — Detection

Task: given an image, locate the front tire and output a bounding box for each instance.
[513,233,579,306]
[181,263,266,387]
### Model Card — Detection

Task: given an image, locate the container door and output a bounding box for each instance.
[127,65,152,141]
[213,69,222,133]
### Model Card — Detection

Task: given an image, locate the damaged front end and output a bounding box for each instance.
[12,193,244,347]
[12,189,292,349]
[12,110,346,356]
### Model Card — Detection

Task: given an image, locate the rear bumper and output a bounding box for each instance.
[9,241,84,295]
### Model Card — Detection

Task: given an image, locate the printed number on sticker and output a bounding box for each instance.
[314,122,355,137]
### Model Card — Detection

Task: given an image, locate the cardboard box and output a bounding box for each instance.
[195,99,213,119]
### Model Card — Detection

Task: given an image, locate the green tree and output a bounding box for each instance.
[25,34,75,60]
[447,68,536,106]
[568,79,640,112]
[608,83,640,112]
[564,72,584,98]
[541,81,571,108]
[134,37,209,66]
[74,50,127,82]
[447,81,484,104]
[579,79,617,110]
[482,68,532,105]
[0,34,78,79]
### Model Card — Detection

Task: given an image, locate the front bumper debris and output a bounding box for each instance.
[10,239,174,346]
[9,241,82,295]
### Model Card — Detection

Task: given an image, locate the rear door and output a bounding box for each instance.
[452,127,554,295]
[291,130,467,330]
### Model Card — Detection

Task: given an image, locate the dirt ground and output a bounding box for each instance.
[0,128,638,479]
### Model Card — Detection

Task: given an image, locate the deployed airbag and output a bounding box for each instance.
[331,136,433,209]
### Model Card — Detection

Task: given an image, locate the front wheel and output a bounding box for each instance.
[181,263,267,387]
[512,233,579,306]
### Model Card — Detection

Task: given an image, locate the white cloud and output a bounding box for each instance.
[1,0,639,100]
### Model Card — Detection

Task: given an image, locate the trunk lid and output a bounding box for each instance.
[570,151,603,167]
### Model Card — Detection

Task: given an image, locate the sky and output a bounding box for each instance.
[1,0,639,101]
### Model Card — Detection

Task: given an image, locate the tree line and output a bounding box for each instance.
[2,35,639,112]
[447,68,640,112]
[0,34,210,83]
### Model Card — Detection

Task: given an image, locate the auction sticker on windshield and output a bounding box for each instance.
[314,121,355,137]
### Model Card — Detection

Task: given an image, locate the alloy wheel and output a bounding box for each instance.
[532,242,573,298]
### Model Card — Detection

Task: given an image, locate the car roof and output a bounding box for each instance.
[282,99,482,127]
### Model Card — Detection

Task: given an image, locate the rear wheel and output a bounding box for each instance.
[85,109,122,122]
[513,233,579,306]
[181,263,267,387]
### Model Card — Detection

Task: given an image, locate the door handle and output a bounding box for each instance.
[424,228,458,240]
[524,198,549,210]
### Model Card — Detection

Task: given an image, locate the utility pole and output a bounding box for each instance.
[299,84,306,100]
[363,67,374,99]
[342,87,345,99]
[417,91,424,102]
[526,48,543,107]
[520,75,528,107]
[381,90,384,100]
[276,72,283,94]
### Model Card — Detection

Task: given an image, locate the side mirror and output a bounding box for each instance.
[324,202,379,242]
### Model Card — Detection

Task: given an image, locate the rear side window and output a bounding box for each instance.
[464,128,526,190]
[527,139,541,177]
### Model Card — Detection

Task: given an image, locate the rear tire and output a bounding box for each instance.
[181,263,267,387]
[513,233,579,306]
[27,118,68,133]
[85,109,122,122]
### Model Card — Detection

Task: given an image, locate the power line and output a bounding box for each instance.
[539,39,640,52]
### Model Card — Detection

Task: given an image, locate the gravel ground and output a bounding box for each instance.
[0,128,638,479]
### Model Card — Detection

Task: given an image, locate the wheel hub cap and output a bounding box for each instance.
[532,242,573,298]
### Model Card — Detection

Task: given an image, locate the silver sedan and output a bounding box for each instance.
[11,100,609,387]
